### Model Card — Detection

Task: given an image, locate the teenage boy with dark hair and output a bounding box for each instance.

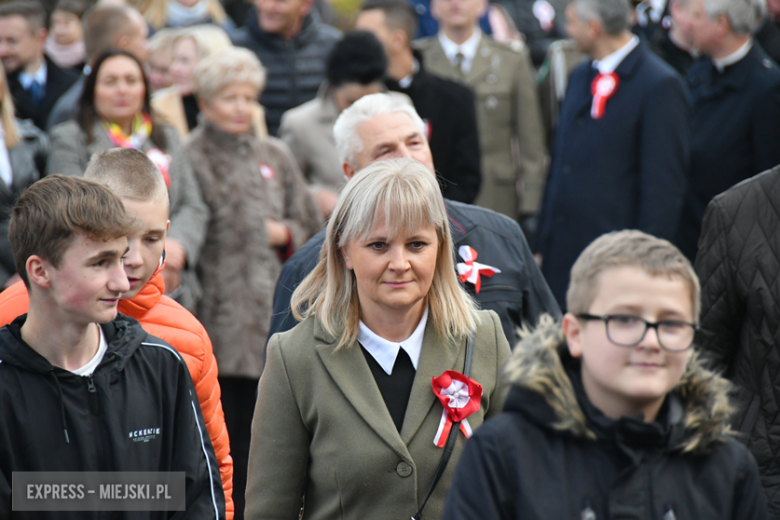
[443,230,769,520]
[0,174,225,519]
[0,148,234,519]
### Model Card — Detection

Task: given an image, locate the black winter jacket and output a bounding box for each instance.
[443,319,769,520]
[695,165,780,517]
[232,8,341,136]
[0,314,225,519]
[268,199,560,346]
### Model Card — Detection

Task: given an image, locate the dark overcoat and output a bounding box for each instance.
[535,42,689,308]
[677,44,780,260]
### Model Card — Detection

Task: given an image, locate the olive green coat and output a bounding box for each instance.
[415,35,547,217]
[245,309,511,520]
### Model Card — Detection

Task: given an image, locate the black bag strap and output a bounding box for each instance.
[411,328,476,520]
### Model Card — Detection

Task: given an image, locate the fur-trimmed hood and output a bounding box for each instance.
[504,316,735,454]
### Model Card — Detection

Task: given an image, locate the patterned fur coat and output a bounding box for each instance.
[186,120,322,378]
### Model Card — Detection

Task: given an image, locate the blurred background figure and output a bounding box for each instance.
[647,0,697,76]
[47,49,207,312]
[143,0,238,36]
[0,0,79,130]
[47,3,151,129]
[756,0,780,64]
[419,0,547,227]
[0,60,47,291]
[280,30,406,218]
[147,27,179,92]
[357,0,482,204]
[185,47,321,520]
[232,0,341,135]
[534,0,688,309]
[675,0,780,261]
[151,24,261,137]
[45,0,87,72]
[500,0,573,67]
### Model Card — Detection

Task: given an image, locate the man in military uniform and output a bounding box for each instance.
[415,0,547,222]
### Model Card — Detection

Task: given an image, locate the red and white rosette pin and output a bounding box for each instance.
[590,72,619,119]
[146,148,172,188]
[456,245,501,293]
[431,370,482,447]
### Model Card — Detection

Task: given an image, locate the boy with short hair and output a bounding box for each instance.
[442,230,769,519]
[0,149,234,519]
[0,174,224,518]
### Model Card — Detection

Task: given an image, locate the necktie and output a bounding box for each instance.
[29,80,44,106]
[453,52,466,78]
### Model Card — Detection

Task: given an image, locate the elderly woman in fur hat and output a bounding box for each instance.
[184,46,322,517]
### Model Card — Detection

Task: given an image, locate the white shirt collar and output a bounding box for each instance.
[438,29,482,74]
[358,307,428,375]
[398,58,420,89]
[18,60,47,90]
[593,36,640,74]
[713,39,752,72]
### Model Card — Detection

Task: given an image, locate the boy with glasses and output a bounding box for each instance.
[442,229,768,519]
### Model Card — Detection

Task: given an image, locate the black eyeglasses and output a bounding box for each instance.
[576,314,698,352]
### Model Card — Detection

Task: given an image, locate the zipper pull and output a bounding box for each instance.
[86,377,99,415]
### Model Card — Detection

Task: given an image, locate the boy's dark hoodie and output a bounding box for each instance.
[0,314,225,519]
[443,317,769,520]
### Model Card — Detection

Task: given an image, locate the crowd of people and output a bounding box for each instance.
[1,0,780,517]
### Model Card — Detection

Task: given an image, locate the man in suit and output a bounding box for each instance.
[269,93,560,347]
[675,0,780,261]
[535,0,689,309]
[357,0,482,204]
[0,0,78,131]
[417,0,547,222]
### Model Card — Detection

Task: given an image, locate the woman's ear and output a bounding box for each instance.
[562,313,584,358]
[342,245,353,270]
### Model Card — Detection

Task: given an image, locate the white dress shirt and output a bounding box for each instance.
[713,39,752,73]
[438,29,483,74]
[593,36,640,74]
[358,307,429,375]
[398,58,421,89]
[0,124,13,187]
[18,61,47,90]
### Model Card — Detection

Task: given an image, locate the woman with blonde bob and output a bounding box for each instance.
[245,158,512,520]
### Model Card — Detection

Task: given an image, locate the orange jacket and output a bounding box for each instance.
[0,274,234,519]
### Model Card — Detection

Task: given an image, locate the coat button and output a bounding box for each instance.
[415,3,426,14]
[396,462,413,477]
[486,96,498,109]
[486,74,497,84]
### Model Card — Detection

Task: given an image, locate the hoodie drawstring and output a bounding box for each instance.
[48,371,70,443]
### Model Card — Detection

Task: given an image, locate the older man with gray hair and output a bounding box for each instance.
[534,0,689,309]
[268,92,561,347]
[675,0,780,261]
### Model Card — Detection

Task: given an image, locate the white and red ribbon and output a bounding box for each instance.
[146,148,171,188]
[431,370,482,447]
[456,246,501,293]
[590,72,619,119]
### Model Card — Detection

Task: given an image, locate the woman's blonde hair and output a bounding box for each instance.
[0,61,19,148]
[291,158,478,350]
[195,47,266,101]
[173,24,232,61]
[144,0,227,29]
